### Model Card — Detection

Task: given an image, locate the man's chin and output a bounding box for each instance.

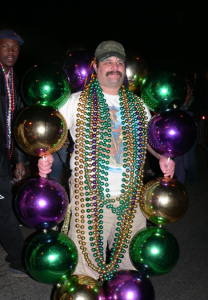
[108,78,123,85]
[7,63,16,68]
[4,60,17,68]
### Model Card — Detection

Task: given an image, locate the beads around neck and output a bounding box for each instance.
[74,78,148,281]
[0,63,15,158]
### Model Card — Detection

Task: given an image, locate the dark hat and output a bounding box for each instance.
[94,40,126,62]
[0,29,24,45]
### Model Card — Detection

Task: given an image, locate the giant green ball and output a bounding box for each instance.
[141,70,187,113]
[129,226,179,276]
[25,230,78,284]
[21,63,71,109]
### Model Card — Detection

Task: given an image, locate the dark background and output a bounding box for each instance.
[1,3,208,299]
[1,1,208,83]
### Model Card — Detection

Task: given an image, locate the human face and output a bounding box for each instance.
[0,38,20,73]
[93,56,125,94]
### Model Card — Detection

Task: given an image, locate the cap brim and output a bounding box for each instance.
[12,37,24,45]
[97,52,125,62]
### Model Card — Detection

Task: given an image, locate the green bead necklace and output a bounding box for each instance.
[74,78,148,281]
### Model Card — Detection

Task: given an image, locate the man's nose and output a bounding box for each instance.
[111,62,119,70]
[8,47,14,53]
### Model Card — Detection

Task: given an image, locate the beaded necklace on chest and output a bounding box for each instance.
[0,63,15,159]
[74,78,148,281]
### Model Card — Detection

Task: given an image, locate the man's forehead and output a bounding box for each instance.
[0,38,20,45]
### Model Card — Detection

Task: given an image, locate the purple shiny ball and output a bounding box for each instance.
[63,49,93,93]
[148,109,197,157]
[104,270,155,300]
[15,177,69,229]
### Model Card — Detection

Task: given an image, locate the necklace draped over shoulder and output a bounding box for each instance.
[73,77,149,281]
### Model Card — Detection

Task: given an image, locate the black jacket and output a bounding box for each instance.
[0,68,27,180]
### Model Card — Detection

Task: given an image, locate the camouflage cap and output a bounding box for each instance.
[94,40,126,62]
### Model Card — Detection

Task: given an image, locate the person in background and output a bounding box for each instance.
[175,79,201,183]
[0,29,28,277]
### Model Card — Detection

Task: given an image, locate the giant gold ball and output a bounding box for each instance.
[14,106,67,156]
[140,177,188,225]
[126,51,149,96]
[53,274,106,300]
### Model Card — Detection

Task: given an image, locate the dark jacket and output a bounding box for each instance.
[0,68,27,180]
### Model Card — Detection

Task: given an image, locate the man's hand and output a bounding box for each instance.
[14,162,26,180]
[159,156,175,178]
[38,154,54,177]
[147,143,175,178]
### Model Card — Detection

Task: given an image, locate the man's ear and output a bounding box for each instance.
[93,61,97,73]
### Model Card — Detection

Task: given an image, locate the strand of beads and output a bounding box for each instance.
[74,84,99,274]
[0,63,15,158]
[99,86,148,280]
[74,78,148,281]
[86,80,109,278]
[101,87,137,280]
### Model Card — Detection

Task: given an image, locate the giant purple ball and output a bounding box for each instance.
[148,109,197,157]
[15,177,69,229]
[63,49,93,93]
[103,270,155,300]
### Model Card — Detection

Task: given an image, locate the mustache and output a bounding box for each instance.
[106,71,122,77]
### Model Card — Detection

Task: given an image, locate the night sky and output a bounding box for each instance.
[1,1,208,80]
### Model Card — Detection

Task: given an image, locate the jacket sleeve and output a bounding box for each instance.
[13,97,28,164]
[13,73,28,164]
[13,145,28,164]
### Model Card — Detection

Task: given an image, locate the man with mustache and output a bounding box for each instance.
[0,29,27,276]
[38,40,175,282]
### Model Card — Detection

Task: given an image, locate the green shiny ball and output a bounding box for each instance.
[141,70,186,113]
[25,230,78,284]
[22,63,71,109]
[129,226,179,276]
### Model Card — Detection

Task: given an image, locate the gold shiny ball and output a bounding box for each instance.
[140,177,189,225]
[15,106,67,156]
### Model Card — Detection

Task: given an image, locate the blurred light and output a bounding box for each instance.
[142,78,146,84]
[48,254,56,261]
[169,129,176,135]
[38,199,47,207]
[81,69,86,76]
[151,247,159,254]
[159,196,169,205]
[44,85,50,91]
[126,291,134,299]
[126,68,132,78]
[38,125,45,134]
[160,88,168,95]
[76,296,85,300]
[202,116,206,120]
